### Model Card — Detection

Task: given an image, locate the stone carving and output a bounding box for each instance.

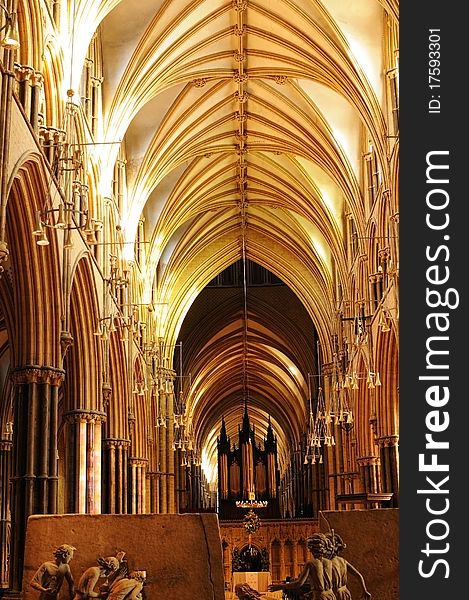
[235,582,262,599]
[30,543,76,599]
[72,555,121,599]
[106,570,146,599]
[234,582,280,599]
[268,533,334,599]
[326,532,371,600]
[268,532,371,600]
[30,545,147,600]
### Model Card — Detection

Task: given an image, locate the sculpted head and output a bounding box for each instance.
[53,544,76,563]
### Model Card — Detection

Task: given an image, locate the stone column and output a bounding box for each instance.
[378,435,399,507]
[30,70,44,133]
[8,366,64,592]
[104,439,130,514]
[82,58,93,120]
[0,436,12,588]
[279,541,285,582]
[13,65,34,122]
[158,423,167,513]
[292,541,298,578]
[63,410,106,514]
[357,456,382,507]
[90,75,102,137]
[129,458,148,514]
[157,367,176,513]
[146,472,159,513]
[165,372,175,512]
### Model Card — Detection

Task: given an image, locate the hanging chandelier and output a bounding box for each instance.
[304,336,354,464]
[236,498,269,509]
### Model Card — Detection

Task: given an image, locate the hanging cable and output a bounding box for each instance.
[241,204,249,407]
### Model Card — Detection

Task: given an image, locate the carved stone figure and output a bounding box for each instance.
[235,582,263,599]
[268,533,335,600]
[325,532,371,600]
[106,570,146,600]
[97,551,128,597]
[234,582,283,599]
[30,543,76,600]
[72,556,120,599]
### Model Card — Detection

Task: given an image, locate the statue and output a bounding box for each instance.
[235,582,263,599]
[234,582,282,599]
[268,533,335,600]
[325,532,371,600]
[30,543,76,600]
[72,555,120,599]
[106,570,146,600]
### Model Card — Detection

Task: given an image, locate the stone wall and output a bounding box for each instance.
[22,513,225,600]
[319,508,399,600]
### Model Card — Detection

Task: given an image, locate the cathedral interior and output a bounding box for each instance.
[0,0,399,597]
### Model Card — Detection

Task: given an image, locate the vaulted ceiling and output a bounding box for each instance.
[37,0,395,479]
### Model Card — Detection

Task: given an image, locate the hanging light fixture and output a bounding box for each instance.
[378,307,391,332]
[304,360,335,466]
[304,325,357,464]
[341,303,382,391]
[0,3,20,49]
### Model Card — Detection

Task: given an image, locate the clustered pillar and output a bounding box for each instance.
[129,458,147,514]
[0,436,12,588]
[104,439,130,514]
[357,455,382,506]
[8,366,64,592]
[63,410,106,514]
[378,435,399,506]
[156,367,176,513]
[13,64,43,133]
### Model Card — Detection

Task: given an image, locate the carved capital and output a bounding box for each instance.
[91,76,103,88]
[104,438,131,450]
[39,125,66,146]
[377,435,399,448]
[0,239,9,273]
[11,366,65,386]
[129,457,149,467]
[60,330,74,357]
[33,70,44,87]
[378,247,390,262]
[356,455,380,467]
[13,63,35,83]
[0,440,13,451]
[64,409,107,424]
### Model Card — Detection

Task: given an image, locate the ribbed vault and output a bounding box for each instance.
[34,0,395,482]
